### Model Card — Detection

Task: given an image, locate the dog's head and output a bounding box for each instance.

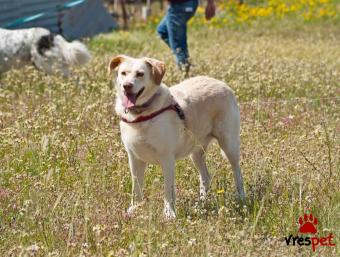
[108,55,165,109]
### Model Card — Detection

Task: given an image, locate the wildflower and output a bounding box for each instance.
[188,238,196,246]
[217,188,225,194]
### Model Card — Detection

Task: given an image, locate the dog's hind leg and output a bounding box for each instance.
[191,149,211,200]
[127,153,146,215]
[215,116,246,203]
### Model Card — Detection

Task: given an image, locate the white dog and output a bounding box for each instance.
[109,55,246,219]
[0,27,91,76]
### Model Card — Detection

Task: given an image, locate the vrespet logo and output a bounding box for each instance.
[299,213,318,234]
[285,212,336,252]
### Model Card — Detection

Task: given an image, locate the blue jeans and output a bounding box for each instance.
[157,0,198,65]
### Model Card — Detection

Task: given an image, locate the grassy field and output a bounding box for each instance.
[0,12,339,257]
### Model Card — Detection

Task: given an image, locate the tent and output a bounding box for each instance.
[0,0,117,39]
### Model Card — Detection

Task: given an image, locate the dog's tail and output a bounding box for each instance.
[54,35,91,66]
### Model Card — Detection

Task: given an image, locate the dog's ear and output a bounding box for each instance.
[144,58,166,85]
[108,55,127,74]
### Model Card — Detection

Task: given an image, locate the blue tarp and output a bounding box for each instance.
[0,0,117,39]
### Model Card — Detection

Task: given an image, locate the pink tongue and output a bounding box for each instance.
[122,94,137,108]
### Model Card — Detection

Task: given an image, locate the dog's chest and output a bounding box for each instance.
[120,121,169,164]
[120,116,197,164]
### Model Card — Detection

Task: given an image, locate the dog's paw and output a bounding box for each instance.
[164,203,176,220]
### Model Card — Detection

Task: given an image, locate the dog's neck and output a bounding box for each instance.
[116,84,172,120]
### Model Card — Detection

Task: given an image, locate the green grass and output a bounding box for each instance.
[0,19,339,256]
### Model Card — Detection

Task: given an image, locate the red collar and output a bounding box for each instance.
[121,103,185,123]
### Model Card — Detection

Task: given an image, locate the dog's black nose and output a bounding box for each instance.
[123,82,133,92]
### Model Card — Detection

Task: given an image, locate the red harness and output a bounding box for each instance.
[121,103,185,123]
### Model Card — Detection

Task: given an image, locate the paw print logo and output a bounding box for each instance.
[299,213,318,234]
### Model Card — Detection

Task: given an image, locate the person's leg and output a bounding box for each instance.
[166,12,188,65]
[157,16,170,47]
[167,0,198,68]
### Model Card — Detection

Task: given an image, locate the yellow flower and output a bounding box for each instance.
[185,0,337,27]
[197,6,204,14]
[257,7,272,17]
[302,11,313,21]
[217,189,225,194]
[318,8,327,17]
[290,4,299,12]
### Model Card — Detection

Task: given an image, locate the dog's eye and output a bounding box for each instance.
[121,71,126,76]
[136,71,144,77]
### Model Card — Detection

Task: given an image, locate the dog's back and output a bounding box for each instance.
[170,76,239,142]
[0,28,49,73]
[0,27,90,75]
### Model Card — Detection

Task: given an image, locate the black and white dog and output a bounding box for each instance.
[0,27,91,76]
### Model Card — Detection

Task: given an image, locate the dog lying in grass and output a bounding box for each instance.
[109,55,246,219]
[0,27,91,76]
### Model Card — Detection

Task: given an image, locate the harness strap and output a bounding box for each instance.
[121,102,185,123]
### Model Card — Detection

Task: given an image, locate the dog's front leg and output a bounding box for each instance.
[127,152,146,215]
[161,158,176,219]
